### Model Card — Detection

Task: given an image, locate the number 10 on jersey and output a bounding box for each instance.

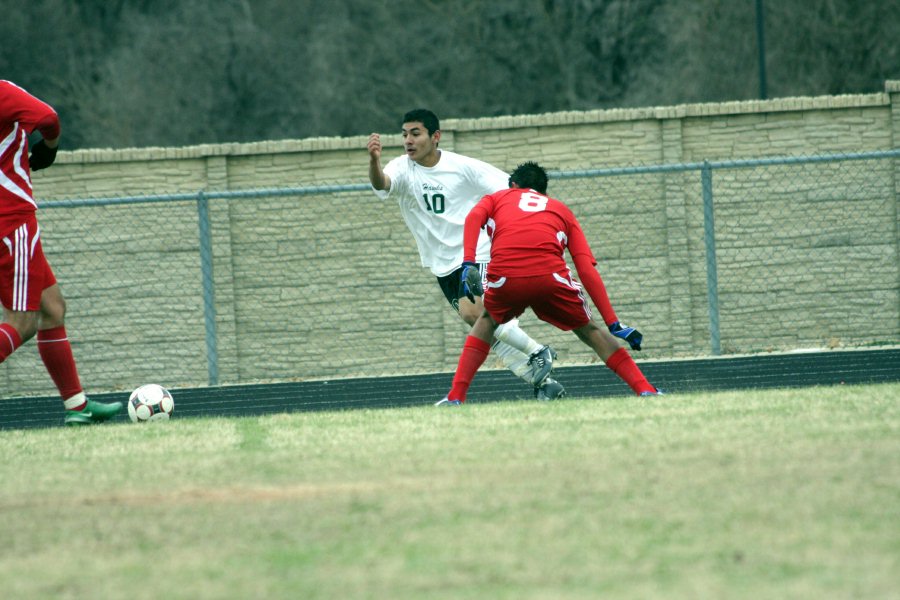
[422,193,446,214]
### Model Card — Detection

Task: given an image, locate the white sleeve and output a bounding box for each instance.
[372,155,407,200]
[467,157,509,195]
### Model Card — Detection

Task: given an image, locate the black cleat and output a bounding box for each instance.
[535,378,566,401]
[527,345,556,387]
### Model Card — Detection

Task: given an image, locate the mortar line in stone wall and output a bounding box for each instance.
[40,150,900,208]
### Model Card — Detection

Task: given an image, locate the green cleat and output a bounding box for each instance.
[64,398,124,426]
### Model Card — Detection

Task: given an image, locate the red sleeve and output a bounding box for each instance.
[0,81,60,139]
[463,195,492,263]
[564,213,595,263]
[568,223,619,326]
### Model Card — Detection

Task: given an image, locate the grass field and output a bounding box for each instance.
[1,383,898,599]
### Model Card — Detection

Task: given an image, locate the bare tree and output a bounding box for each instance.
[2,0,893,149]
[630,0,900,105]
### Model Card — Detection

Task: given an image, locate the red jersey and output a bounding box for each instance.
[463,187,597,277]
[464,186,619,325]
[0,81,60,233]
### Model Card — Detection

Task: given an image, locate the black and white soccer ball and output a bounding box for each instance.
[128,384,175,423]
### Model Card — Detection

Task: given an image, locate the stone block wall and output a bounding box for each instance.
[3,82,898,396]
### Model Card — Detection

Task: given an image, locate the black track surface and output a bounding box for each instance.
[2,348,898,430]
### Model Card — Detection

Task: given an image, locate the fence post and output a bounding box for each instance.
[702,162,722,355]
[196,191,219,385]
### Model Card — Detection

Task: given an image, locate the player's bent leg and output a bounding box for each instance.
[465,303,532,379]
[574,321,656,395]
[39,325,85,402]
[493,319,561,388]
[38,283,66,328]
[573,320,619,361]
[459,300,543,387]
[443,335,493,405]
[458,280,566,397]
[490,340,530,378]
[491,340,562,391]
[35,284,125,423]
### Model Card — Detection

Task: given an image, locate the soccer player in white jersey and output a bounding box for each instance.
[367,108,564,400]
[0,80,123,425]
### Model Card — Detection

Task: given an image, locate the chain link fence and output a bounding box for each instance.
[3,150,898,398]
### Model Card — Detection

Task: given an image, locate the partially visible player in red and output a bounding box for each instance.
[0,80,122,425]
[437,161,662,405]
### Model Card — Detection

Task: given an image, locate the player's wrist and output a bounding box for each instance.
[608,321,643,351]
[460,262,483,303]
[28,139,58,171]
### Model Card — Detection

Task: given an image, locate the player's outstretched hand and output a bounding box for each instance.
[461,262,483,303]
[609,321,642,351]
[28,139,58,171]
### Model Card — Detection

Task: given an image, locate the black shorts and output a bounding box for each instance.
[436,262,487,312]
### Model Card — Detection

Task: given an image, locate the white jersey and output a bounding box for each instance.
[373,149,509,277]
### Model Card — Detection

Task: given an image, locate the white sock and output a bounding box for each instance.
[63,391,86,410]
[492,320,544,383]
[491,340,533,381]
[494,319,543,355]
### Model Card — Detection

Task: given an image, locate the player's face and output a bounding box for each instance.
[401,121,440,166]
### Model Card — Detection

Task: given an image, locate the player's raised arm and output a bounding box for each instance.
[367,133,391,191]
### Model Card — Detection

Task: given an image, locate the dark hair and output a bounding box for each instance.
[509,161,549,194]
[401,109,440,136]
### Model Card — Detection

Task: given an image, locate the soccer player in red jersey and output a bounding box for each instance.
[437,161,662,405]
[0,80,122,425]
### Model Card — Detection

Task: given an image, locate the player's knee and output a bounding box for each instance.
[5,312,39,342]
[39,286,66,329]
[39,295,66,327]
[457,299,481,326]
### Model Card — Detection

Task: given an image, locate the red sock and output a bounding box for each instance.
[0,323,22,363]
[37,325,84,402]
[605,347,655,395]
[448,336,492,402]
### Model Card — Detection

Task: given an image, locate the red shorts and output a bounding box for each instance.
[0,215,56,312]
[483,269,592,331]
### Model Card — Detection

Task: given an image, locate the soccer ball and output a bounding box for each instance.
[128,384,175,423]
